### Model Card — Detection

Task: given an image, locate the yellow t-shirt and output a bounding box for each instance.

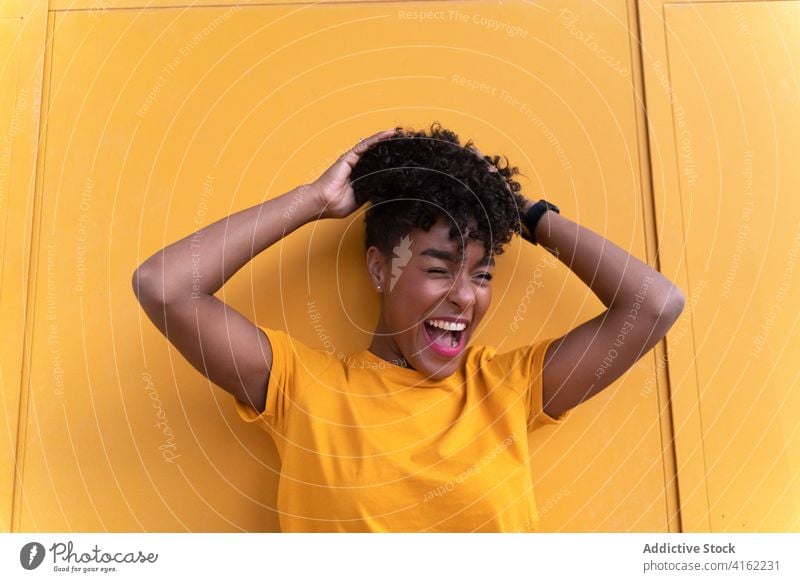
[233,326,571,532]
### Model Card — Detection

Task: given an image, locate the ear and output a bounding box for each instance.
[366,246,388,292]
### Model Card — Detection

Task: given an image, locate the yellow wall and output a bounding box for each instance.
[640,0,800,531]
[1,0,797,532]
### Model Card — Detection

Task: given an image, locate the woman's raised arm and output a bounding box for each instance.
[131,129,395,414]
[131,183,323,413]
[523,198,686,419]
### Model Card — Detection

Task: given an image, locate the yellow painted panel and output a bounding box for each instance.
[1,1,49,533]
[0,22,22,285]
[51,0,396,8]
[0,16,23,534]
[638,0,710,532]
[18,1,669,531]
[653,1,800,531]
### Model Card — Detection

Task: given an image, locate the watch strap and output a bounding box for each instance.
[520,199,560,245]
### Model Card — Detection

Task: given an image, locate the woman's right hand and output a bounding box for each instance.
[310,129,397,219]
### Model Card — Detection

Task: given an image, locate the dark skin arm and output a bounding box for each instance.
[132,129,396,413]
[519,198,685,418]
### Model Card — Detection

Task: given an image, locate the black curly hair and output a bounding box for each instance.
[351,122,527,259]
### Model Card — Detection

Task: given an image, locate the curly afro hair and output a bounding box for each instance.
[351,122,527,259]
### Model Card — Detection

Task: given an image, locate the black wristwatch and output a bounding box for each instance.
[520,199,560,245]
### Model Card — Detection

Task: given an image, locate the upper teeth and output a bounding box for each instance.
[426,319,467,331]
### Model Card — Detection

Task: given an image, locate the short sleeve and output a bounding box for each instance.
[231,325,295,435]
[479,337,572,430]
[527,337,573,428]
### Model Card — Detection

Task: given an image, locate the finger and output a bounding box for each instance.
[341,130,396,165]
[353,129,396,155]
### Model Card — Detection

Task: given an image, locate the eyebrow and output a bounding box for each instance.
[420,248,495,267]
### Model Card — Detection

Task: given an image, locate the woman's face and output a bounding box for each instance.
[367,216,495,379]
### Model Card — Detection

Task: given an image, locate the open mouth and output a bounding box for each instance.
[422,318,468,357]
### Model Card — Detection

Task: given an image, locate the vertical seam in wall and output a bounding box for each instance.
[661,1,710,532]
[629,0,682,533]
[11,6,56,534]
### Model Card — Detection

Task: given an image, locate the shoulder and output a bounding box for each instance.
[464,338,553,367]
[256,325,340,373]
[464,338,557,394]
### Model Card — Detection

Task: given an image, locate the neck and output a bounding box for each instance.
[368,314,415,369]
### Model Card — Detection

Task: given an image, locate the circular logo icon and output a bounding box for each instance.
[20,542,46,570]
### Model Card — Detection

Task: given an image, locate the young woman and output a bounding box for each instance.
[132,123,685,532]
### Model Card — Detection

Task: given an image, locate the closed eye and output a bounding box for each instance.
[426,268,493,281]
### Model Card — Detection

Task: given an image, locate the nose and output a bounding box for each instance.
[447,269,479,310]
